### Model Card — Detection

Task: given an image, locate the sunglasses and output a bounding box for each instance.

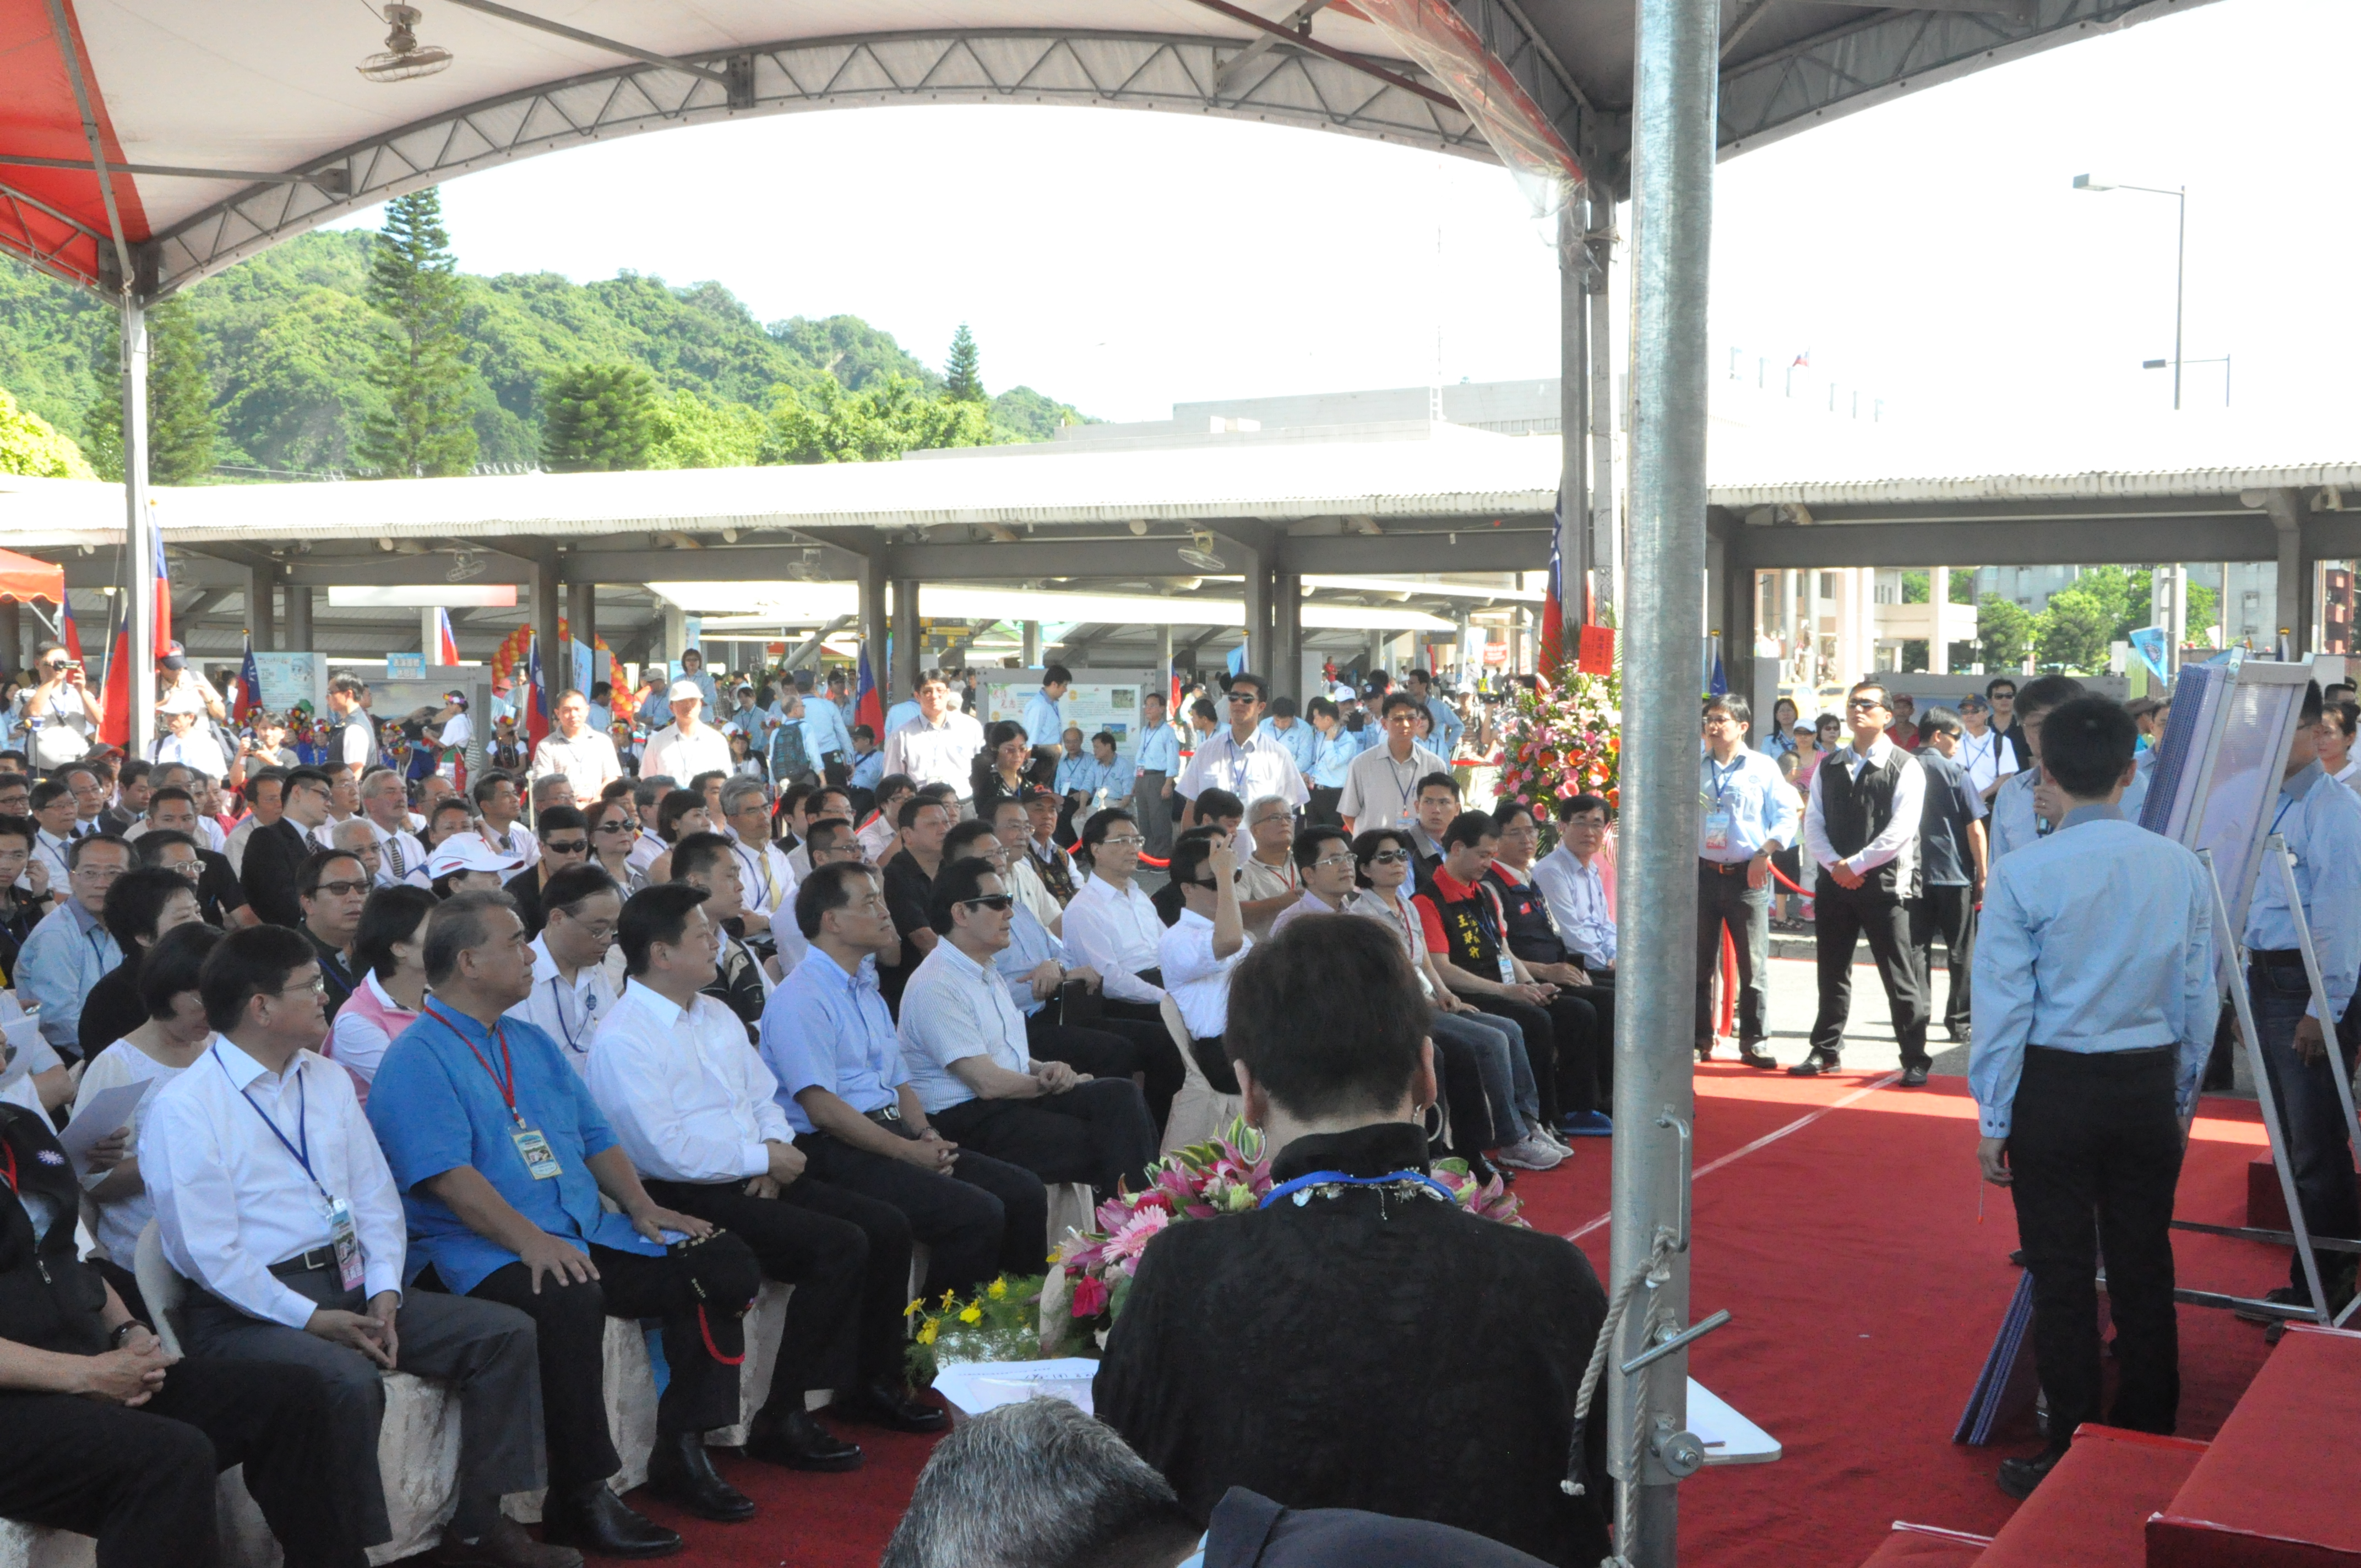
[313,879,371,898]
[543,839,589,854]
[1366,850,1413,865]
[958,894,1015,913]
[594,819,634,834]
[1225,693,1258,704]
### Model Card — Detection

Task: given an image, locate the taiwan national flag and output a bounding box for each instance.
[524,632,550,751]
[432,608,460,667]
[237,630,263,723]
[58,594,84,667]
[150,523,171,656]
[854,646,884,738]
[96,595,131,748]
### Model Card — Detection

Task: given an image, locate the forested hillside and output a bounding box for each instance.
[0,227,1089,479]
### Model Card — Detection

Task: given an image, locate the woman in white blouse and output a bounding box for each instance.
[1059,807,1170,1020]
[68,921,222,1296]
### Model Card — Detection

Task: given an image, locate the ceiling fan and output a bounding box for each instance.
[1177,530,1228,573]
[359,4,453,81]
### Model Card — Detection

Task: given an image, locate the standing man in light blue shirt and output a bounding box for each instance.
[1131,691,1182,859]
[1257,696,1320,778]
[2238,680,2361,1320]
[794,670,855,781]
[1303,696,1357,826]
[16,832,127,1060]
[1024,665,1072,778]
[1987,676,2086,865]
[1970,696,2215,1499]
[1406,669,1463,759]
[1695,696,1797,1068]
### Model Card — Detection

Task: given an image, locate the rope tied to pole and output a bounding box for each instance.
[1562,1226,1678,1568]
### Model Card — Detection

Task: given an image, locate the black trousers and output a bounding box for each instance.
[1470,988,1604,1121]
[0,1358,363,1568]
[796,1126,1048,1299]
[1809,893,1930,1065]
[929,1078,1161,1200]
[1026,1012,1186,1133]
[1305,785,1344,828]
[462,1239,755,1490]
[1695,863,1771,1048]
[1911,885,1977,1038]
[2010,1046,2184,1442]
[642,1176,890,1411]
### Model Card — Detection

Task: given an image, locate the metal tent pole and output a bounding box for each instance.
[121,294,157,758]
[1611,0,1718,1561]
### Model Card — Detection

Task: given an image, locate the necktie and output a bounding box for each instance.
[387,836,406,876]
[760,849,780,910]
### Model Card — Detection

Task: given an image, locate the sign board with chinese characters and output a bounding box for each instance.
[385,652,426,680]
[977,668,1155,761]
[250,651,326,714]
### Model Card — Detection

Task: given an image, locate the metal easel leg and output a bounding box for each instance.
[2267,834,2361,1324]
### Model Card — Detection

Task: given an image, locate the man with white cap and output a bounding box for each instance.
[149,686,231,778]
[426,834,524,896]
[643,679,732,787]
[154,639,227,722]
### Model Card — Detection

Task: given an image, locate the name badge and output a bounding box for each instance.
[1703,808,1733,853]
[512,1127,563,1180]
[1496,950,1516,985]
[325,1197,365,1292]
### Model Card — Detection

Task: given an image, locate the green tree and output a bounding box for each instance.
[2186,582,2219,640]
[1977,592,2034,672]
[1951,570,1978,605]
[358,188,478,477]
[760,373,995,464]
[0,385,95,477]
[540,362,657,471]
[78,296,219,483]
[648,389,764,469]
[2035,589,2112,672]
[944,324,984,402]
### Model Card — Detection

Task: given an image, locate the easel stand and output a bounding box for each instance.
[2174,842,2361,1330]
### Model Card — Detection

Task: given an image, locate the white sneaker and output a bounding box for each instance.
[1493,1133,1564,1171]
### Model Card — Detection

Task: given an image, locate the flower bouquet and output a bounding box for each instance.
[904,1273,1049,1389]
[1494,667,1621,846]
[1045,1118,1526,1354]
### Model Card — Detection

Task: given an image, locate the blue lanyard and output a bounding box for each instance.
[1706,756,1742,803]
[546,976,587,1055]
[1260,1168,1457,1208]
[2268,794,2297,842]
[215,1045,322,1191]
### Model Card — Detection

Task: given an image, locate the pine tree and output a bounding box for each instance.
[358,188,479,477]
[77,296,218,483]
[944,323,984,402]
[540,362,658,471]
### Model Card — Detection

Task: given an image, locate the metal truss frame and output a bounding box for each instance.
[1717,0,2227,155]
[0,177,106,290]
[138,28,1493,300]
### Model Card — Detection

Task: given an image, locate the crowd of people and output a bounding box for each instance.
[1,630,2343,1564]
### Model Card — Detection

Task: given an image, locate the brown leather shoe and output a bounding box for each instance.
[428,1516,584,1568]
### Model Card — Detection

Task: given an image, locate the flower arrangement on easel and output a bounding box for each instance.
[1494,666,1622,843]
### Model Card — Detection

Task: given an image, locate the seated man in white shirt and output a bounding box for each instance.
[507,863,624,1073]
[1061,808,1170,1030]
[897,854,1160,1202]
[587,882,940,1467]
[141,923,556,1567]
[1157,829,1253,1095]
[1533,795,1617,977]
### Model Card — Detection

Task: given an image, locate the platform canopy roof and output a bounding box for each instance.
[3,0,2211,297]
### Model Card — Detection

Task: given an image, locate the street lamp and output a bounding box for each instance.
[2074,172,2187,410]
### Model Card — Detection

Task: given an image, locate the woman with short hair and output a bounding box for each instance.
[325,884,438,1094]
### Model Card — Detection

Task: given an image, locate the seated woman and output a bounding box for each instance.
[971,721,1033,819]
[324,885,437,1093]
[1093,913,1612,1567]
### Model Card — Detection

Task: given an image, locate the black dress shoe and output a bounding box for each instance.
[643,1433,756,1523]
[540,1484,681,1559]
[835,1376,950,1433]
[744,1409,864,1472]
[1695,1042,1716,1064]
[1737,1043,1778,1070]
[1787,1050,1841,1077]
[1996,1441,2070,1500]
[1900,1063,1930,1088]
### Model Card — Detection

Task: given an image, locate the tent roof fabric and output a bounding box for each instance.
[0,545,66,605]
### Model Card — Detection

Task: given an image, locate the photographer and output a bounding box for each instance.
[14,644,101,771]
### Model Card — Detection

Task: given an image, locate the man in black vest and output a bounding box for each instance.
[1796,680,1933,1082]
[0,1096,363,1567]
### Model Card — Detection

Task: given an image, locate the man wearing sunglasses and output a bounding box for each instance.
[298,849,371,1022]
[1173,673,1307,830]
[897,855,1159,1202]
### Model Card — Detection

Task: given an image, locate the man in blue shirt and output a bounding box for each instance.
[1257,696,1320,778]
[759,861,1047,1301]
[794,670,856,783]
[15,831,127,1061]
[1970,696,2215,1499]
[1303,696,1358,826]
[1131,692,1183,859]
[1987,676,2086,865]
[1695,696,1797,1069]
[1406,669,1462,759]
[367,891,764,1555]
[1024,665,1072,775]
[2238,680,2361,1322]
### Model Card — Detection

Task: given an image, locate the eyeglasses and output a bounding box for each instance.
[958,894,1015,913]
[72,862,127,880]
[1311,852,1356,870]
[1847,698,1885,711]
[1366,850,1412,865]
[274,978,327,999]
[312,879,370,898]
[1100,834,1144,849]
[543,840,589,855]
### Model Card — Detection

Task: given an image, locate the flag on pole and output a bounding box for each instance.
[237,630,263,722]
[150,520,171,655]
[854,646,884,737]
[1708,645,1729,698]
[433,608,460,667]
[96,594,130,748]
[58,593,84,667]
[1538,495,1568,678]
[523,632,550,751]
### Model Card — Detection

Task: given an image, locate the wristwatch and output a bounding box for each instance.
[107,1321,140,1349]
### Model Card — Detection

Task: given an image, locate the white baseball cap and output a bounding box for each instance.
[426,835,524,881]
[667,679,705,704]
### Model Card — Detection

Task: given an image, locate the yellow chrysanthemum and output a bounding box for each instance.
[958,1304,983,1325]
[916,1321,938,1346]
[986,1278,1008,1300]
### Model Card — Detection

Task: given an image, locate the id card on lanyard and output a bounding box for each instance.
[217,1048,365,1290]
[1704,758,1739,854]
[425,1004,563,1180]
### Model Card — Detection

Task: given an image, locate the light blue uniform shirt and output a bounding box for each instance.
[1022,691,1067,752]
[16,900,121,1054]
[1054,754,1092,795]
[1987,766,2043,864]
[1135,722,1181,775]
[1698,747,1799,863]
[992,904,1075,1019]
[848,749,885,791]
[1969,807,2216,1139]
[2243,760,2361,1020]
[1423,696,1463,758]
[1308,727,1358,788]
[366,1006,660,1293]
[758,948,908,1135]
[1257,717,1319,775]
[1064,754,1135,805]
[799,696,853,763]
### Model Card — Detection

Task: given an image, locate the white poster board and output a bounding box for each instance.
[980,668,1154,761]
[249,651,326,714]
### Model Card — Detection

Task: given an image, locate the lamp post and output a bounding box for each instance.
[2073,173,2186,410]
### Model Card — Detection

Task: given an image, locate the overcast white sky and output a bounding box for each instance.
[331,0,2359,475]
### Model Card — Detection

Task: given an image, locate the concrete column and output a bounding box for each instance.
[891,578,923,697]
[1156,624,1173,685]
[0,601,18,677]
[1021,621,1041,668]
[1273,572,1303,701]
[1928,567,1951,674]
[855,546,889,704]
[567,580,597,661]
[1718,547,1755,694]
[2267,490,2308,656]
[420,608,439,659]
[532,555,563,725]
[244,564,277,652]
[1240,553,1272,682]
[659,605,687,674]
[285,582,314,651]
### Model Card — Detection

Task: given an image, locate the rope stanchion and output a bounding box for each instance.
[1717,928,1736,1037]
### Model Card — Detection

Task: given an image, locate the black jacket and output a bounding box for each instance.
[1095,1121,1612,1567]
[0,1104,112,1355]
[78,957,147,1061]
[240,819,314,928]
[1206,1488,1553,1568]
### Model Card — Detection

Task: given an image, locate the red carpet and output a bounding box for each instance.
[625,1068,2282,1567]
